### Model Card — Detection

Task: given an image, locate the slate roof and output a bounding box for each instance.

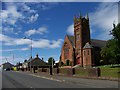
[83,42,93,49]
[91,39,107,48]
[67,35,74,47]
[66,35,107,48]
[27,57,47,66]
[2,62,14,69]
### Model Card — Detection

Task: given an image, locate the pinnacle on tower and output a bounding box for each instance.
[74,15,77,22]
[74,15,77,19]
[79,11,82,18]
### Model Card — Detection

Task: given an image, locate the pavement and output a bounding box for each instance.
[32,71,119,81]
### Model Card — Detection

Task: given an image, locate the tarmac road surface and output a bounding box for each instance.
[2,71,119,88]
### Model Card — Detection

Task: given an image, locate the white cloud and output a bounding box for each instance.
[20,3,36,13]
[55,60,59,63]
[25,26,48,36]
[50,39,63,48]
[32,39,63,48]
[0,34,31,45]
[29,14,39,22]
[0,55,25,65]
[0,10,8,19]
[25,29,36,36]
[1,2,39,34]
[66,24,74,35]
[1,4,22,25]
[1,34,63,49]
[0,48,29,52]
[89,2,118,40]
[0,34,12,42]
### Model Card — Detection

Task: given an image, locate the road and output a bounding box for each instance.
[2,71,119,88]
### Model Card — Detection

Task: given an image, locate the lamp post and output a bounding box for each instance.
[23,37,32,72]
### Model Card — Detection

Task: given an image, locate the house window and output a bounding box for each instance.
[88,50,89,55]
[84,51,86,56]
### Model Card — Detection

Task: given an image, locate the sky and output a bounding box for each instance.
[0,1,119,65]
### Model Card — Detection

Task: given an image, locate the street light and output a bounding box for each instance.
[23,37,32,72]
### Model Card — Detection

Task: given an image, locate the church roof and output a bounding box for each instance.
[67,35,74,47]
[67,35,106,48]
[83,42,93,49]
[91,39,107,48]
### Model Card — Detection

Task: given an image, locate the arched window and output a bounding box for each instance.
[66,60,70,66]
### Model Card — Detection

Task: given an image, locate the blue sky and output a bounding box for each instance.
[0,1,118,65]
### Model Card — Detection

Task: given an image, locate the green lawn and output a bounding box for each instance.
[97,64,120,78]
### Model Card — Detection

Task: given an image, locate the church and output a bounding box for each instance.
[59,13,106,67]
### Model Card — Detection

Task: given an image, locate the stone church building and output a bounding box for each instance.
[60,14,106,67]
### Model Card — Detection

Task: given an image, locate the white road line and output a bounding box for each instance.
[29,74,63,82]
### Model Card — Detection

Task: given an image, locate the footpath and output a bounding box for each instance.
[18,71,119,85]
[24,71,119,81]
[14,70,119,88]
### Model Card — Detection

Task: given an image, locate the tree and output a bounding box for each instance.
[48,57,55,66]
[101,39,116,64]
[24,60,27,62]
[111,23,120,64]
[101,23,120,65]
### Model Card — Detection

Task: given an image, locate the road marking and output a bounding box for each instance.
[29,74,63,82]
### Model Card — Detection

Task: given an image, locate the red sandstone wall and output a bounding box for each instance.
[83,48,93,67]
[61,36,74,65]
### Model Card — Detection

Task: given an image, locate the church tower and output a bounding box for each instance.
[74,13,91,66]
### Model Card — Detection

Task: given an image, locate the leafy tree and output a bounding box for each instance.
[24,60,27,62]
[111,23,120,64]
[48,57,55,66]
[111,23,120,44]
[101,23,120,65]
[101,39,117,64]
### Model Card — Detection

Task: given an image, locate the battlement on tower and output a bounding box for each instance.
[74,13,89,22]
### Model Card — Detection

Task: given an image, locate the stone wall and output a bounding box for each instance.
[35,67,101,77]
[74,67,100,77]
